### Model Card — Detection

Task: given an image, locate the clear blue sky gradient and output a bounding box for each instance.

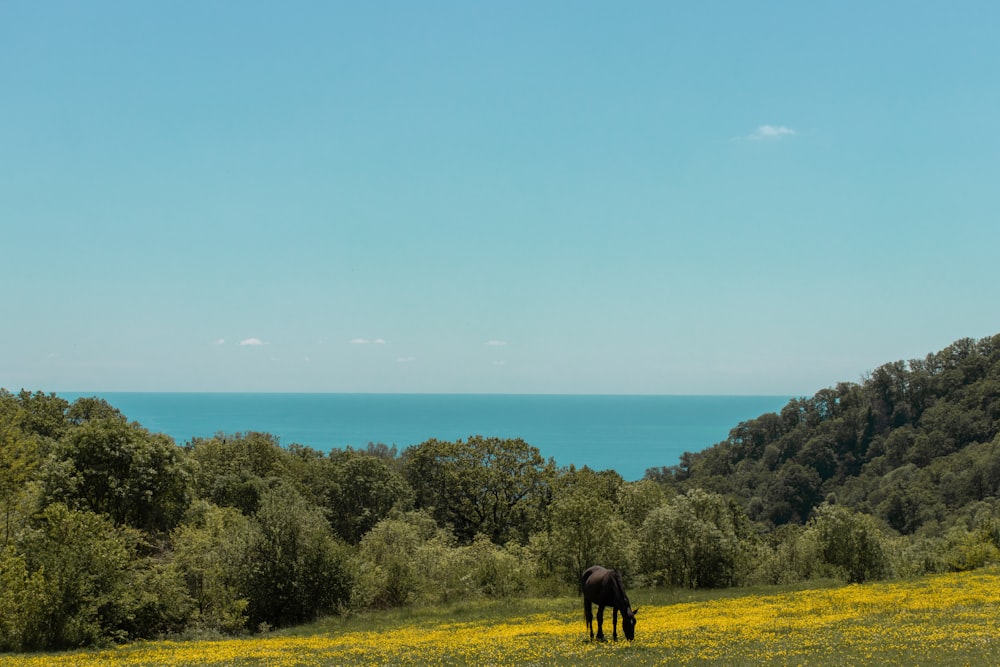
[3,2,999,394]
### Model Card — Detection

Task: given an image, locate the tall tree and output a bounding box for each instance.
[403,436,552,544]
[325,449,413,543]
[0,399,40,547]
[186,432,288,515]
[41,417,190,533]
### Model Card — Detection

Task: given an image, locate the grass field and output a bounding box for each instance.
[4,568,1000,666]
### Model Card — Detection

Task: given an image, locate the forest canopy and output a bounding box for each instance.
[2,334,1000,652]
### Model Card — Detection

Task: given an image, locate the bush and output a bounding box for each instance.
[541,487,635,586]
[12,503,136,649]
[639,489,756,588]
[171,503,253,634]
[116,559,196,640]
[352,513,433,608]
[240,486,353,628]
[745,524,819,585]
[0,547,47,652]
[937,526,1000,572]
[415,533,533,603]
[805,503,890,583]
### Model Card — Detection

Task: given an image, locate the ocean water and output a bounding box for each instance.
[57,393,791,481]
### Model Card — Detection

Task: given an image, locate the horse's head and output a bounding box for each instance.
[623,607,639,640]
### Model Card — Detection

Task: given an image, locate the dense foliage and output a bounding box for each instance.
[648,335,1000,536]
[3,334,1000,651]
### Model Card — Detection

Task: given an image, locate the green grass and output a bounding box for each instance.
[3,571,999,666]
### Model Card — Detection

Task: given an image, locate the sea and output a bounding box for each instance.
[56,393,792,481]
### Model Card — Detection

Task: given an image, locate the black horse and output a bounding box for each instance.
[581,565,638,641]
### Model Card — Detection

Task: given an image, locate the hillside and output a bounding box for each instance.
[649,334,1000,535]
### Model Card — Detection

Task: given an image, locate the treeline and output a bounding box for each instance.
[3,334,1000,651]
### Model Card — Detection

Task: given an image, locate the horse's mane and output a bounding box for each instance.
[611,569,632,611]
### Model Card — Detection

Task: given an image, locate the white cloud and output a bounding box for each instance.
[397,356,416,363]
[239,338,266,346]
[350,338,370,344]
[492,360,507,366]
[746,124,797,141]
[485,340,508,346]
[214,338,226,346]
[373,338,387,345]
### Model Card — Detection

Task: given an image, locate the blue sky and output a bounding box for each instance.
[3,2,999,395]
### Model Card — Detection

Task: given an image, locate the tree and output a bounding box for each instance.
[41,417,191,533]
[14,390,70,442]
[0,545,47,651]
[639,489,755,588]
[66,396,125,425]
[240,486,352,628]
[542,485,633,586]
[796,434,838,481]
[617,479,667,529]
[414,532,532,603]
[0,401,41,547]
[325,449,413,543]
[805,503,889,583]
[403,436,552,544]
[186,432,289,515]
[14,503,136,649]
[116,557,194,641]
[763,462,822,525]
[352,511,439,608]
[171,503,253,633]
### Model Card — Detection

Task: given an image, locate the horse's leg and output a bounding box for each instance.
[584,599,594,639]
[612,607,619,640]
[596,604,606,641]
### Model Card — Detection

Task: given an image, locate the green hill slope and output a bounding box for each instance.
[649,334,1000,535]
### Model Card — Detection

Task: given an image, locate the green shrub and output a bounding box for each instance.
[805,504,890,583]
[15,503,136,649]
[639,489,756,588]
[240,486,353,628]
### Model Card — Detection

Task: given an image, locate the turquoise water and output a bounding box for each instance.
[57,393,791,481]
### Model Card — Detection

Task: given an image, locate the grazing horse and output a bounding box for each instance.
[582,565,639,641]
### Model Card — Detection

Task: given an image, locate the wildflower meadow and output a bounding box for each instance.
[5,568,999,666]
